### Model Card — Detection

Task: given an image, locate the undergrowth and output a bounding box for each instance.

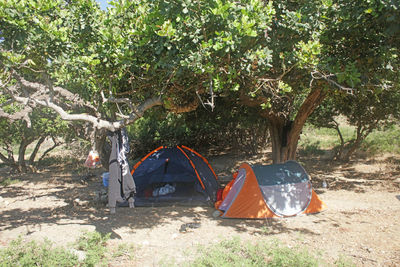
[362,125,400,154]
[74,231,110,267]
[0,177,20,186]
[0,238,79,267]
[299,124,400,156]
[181,237,353,267]
[0,231,136,267]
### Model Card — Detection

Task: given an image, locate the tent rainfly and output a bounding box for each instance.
[217,161,326,218]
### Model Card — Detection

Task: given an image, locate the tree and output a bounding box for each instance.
[1,0,399,166]
[0,108,67,172]
[0,0,165,165]
[308,0,400,161]
[310,84,400,161]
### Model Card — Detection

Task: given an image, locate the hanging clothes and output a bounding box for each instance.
[108,128,136,213]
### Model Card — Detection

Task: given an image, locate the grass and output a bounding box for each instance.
[0,177,20,186]
[335,255,357,267]
[1,235,355,267]
[0,231,137,267]
[0,237,79,267]
[184,237,339,267]
[74,231,111,267]
[299,123,400,156]
[110,243,136,259]
[299,124,355,154]
[362,125,400,154]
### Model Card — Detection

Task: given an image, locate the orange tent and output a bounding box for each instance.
[217,161,326,218]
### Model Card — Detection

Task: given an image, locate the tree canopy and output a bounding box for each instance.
[1,0,399,164]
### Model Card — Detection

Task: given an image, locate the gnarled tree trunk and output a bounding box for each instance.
[17,138,32,173]
[267,88,327,163]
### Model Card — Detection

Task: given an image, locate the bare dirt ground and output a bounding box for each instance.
[0,151,399,266]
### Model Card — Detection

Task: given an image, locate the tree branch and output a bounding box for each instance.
[0,105,33,127]
[6,70,163,131]
[0,150,12,164]
[28,136,46,166]
[38,136,59,163]
[13,72,99,112]
[311,70,354,94]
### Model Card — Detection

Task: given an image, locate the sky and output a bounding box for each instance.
[96,0,110,10]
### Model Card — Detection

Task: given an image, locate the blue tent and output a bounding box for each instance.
[131,146,219,206]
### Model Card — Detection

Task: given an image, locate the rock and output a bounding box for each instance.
[73,198,89,206]
[212,210,222,218]
[100,195,108,203]
[94,189,108,203]
[69,249,86,262]
[179,223,201,233]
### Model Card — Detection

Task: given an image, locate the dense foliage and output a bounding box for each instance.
[1,0,399,167]
[129,100,268,157]
[0,107,68,172]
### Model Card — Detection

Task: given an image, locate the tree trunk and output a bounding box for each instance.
[0,151,18,170]
[267,88,327,163]
[17,138,31,173]
[37,136,59,164]
[268,116,286,163]
[332,119,345,159]
[94,129,110,169]
[340,125,372,162]
[28,136,46,166]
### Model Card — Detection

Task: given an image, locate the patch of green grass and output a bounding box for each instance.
[110,243,136,260]
[0,237,79,267]
[75,231,111,267]
[0,232,132,267]
[335,255,356,267]
[38,155,81,167]
[300,123,400,156]
[182,237,356,267]
[300,124,355,152]
[0,177,20,186]
[187,237,322,267]
[362,125,400,154]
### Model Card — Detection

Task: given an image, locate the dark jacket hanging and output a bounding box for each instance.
[108,128,136,213]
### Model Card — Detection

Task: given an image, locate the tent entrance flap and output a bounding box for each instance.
[260,181,312,217]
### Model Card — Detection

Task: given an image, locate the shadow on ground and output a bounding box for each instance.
[1,150,398,241]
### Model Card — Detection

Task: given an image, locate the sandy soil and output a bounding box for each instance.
[0,152,399,266]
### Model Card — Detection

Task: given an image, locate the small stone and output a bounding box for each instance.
[69,249,86,262]
[212,210,222,218]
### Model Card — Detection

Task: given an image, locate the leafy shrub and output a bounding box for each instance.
[0,237,78,267]
[75,231,111,267]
